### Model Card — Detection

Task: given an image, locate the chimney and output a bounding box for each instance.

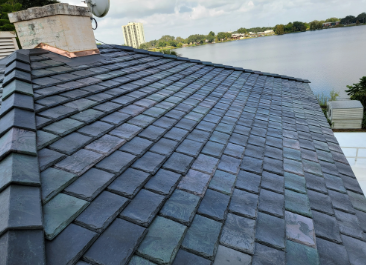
[8,3,99,58]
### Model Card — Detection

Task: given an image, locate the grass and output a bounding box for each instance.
[315,89,340,108]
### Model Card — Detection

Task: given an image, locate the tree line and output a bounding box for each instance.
[274,12,366,35]
[140,26,273,50]
[0,0,59,31]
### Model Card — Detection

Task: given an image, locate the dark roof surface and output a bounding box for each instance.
[0,46,366,265]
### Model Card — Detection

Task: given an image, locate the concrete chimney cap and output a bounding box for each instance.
[8,3,92,23]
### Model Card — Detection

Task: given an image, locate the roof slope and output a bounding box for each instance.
[0,46,366,265]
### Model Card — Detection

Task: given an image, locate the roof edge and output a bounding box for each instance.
[0,50,45,263]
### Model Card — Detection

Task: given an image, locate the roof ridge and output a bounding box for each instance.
[0,50,45,263]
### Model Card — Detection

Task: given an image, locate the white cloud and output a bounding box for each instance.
[61,0,366,44]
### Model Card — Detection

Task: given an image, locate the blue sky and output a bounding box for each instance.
[64,0,366,45]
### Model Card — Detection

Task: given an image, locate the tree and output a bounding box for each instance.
[284,22,294,33]
[356,20,360,25]
[0,0,22,31]
[237,27,247,34]
[217,32,226,41]
[357,12,366,23]
[160,35,175,43]
[346,76,366,106]
[207,31,215,43]
[325,17,339,22]
[176,36,185,43]
[274,24,285,35]
[157,41,166,48]
[17,0,59,9]
[309,20,323,30]
[340,15,356,24]
[139,43,148,50]
[293,21,306,32]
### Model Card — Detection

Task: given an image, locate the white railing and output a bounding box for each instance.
[341,147,366,162]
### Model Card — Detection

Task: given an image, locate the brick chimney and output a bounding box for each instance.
[8,3,99,58]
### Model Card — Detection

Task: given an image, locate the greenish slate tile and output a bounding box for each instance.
[0,153,40,192]
[302,159,323,177]
[129,256,157,265]
[182,215,222,259]
[43,193,89,240]
[220,213,256,254]
[43,118,84,136]
[285,189,312,218]
[213,245,252,265]
[347,190,366,213]
[285,240,319,265]
[137,216,187,265]
[285,172,306,194]
[0,128,37,160]
[41,168,77,204]
[323,173,346,193]
[284,158,304,176]
[284,147,301,161]
[209,170,236,195]
[36,130,60,150]
[160,189,200,225]
[2,80,33,100]
[285,211,316,247]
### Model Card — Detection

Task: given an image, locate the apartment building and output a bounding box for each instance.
[122,22,146,49]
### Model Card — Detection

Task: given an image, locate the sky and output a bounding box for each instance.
[63,0,366,45]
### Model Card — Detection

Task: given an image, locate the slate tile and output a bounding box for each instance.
[138,125,168,142]
[328,190,355,214]
[355,209,366,232]
[285,189,312,218]
[285,211,316,247]
[38,148,66,171]
[303,159,323,177]
[173,249,211,265]
[176,139,204,157]
[110,123,142,140]
[44,193,89,240]
[129,256,156,265]
[334,210,364,239]
[0,153,40,192]
[96,151,136,174]
[101,112,130,125]
[191,154,219,174]
[182,215,221,259]
[160,189,200,225]
[64,168,114,201]
[121,189,165,227]
[307,190,334,215]
[0,185,43,235]
[143,170,179,196]
[107,168,150,198]
[284,172,306,194]
[209,170,236,195]
[164,127,189,142]
[84,219,146,265]
[163,152,194,174]
[196,189,230,221]
[131,151,166,174]
[340,174,363,194]
[316,237,350,265]
[0,128,37,160]
[0,230,45,265]
[45,224,97,265]
[64,98,97,112]
[56,149,103,175]
[138,216,187,264]
[49,132,92,155]
[284,158,304,176]
[150,138,179,156]
[0,108,36,137]
[224,143,245,158]
[285,240,319,265]
[201,141,225,158]
[36,115,52,129]
[261,171,284,194]
[2,80,33,100]
[77,121,114,137]
[220,213,256,254]
[312,210,342,243]
[341,234,366,265]
[347,190,366,213]
[217,155,241,175]
[39,105,77,120]
[252,243,285,265]
[263,157,283,175]
[71,109,105,124]
[301,149,318,162]
[304,172,327,194]
[255,212,285,250]
[258,188,284,218]
[240,156,263,174]
[236,170,261,194]
[213,245,252,265]
[41,168,76,204]
[177,169,211,196]
[43,118,84,136]
[85,135,125,155]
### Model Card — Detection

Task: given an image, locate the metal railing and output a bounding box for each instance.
[341,147,366,162]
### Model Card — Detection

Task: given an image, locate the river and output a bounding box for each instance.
[176,26,366,98]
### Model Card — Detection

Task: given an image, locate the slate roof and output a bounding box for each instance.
[0,45,366,265]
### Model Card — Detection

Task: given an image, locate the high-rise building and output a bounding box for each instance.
[122,22,146,49]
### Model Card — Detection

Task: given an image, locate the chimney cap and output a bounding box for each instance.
[8,3,92,23]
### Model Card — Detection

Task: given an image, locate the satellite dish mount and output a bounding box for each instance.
[83,0,110,29]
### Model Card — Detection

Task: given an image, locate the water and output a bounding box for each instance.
[176,26,366,98]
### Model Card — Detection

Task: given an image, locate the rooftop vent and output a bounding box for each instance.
[8,3,99,58]
[327,100,364,129]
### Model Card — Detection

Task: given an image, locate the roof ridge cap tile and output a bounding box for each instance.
[0,50,45,264]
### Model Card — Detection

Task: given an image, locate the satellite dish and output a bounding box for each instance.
[85,0,110,18]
